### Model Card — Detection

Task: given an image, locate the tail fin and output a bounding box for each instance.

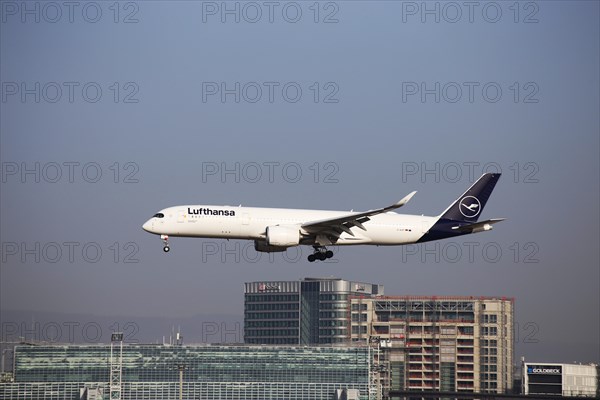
[438,173,501,222]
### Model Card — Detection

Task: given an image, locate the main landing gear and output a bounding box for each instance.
[161,235,170,253]
[307,246,334,262]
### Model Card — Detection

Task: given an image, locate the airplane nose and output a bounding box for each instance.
[142,220,153,232]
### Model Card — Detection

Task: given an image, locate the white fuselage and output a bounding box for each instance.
[142,205,439,246]
[142,173,503,259]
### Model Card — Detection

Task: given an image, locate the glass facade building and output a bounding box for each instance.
[1,344,370,400]
[245,277,383,345]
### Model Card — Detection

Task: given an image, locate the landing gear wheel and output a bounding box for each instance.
[160,235,170,253]
[309,246,332,262]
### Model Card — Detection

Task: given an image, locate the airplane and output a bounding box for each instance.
[142,173,504,262]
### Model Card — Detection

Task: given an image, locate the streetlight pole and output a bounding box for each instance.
[177,363,187,400]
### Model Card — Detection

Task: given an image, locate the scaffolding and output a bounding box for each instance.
[349,296,514,396]
[110,332,124,400]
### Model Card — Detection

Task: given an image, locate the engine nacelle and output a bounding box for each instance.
[471,223,493,233]
[266,225,301,247]
[254,240,288,253]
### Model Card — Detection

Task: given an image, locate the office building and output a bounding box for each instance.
[0,343,370,400]
[522,360,598,397]
[244,277,383,344]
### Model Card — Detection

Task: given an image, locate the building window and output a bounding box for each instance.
[459,326,474,335]
[483,314,498,324]
[351,303,368,311]
[351,313,367,322]
[482,326,497,336]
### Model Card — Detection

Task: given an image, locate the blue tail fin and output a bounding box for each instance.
[439,173,501,222]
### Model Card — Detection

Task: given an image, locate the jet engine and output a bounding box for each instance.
[254,240,288,253]
[266,225,301,247]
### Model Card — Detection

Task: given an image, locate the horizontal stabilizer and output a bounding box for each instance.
[451,218,506,233]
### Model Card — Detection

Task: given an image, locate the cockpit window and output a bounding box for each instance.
[153,213,164,218]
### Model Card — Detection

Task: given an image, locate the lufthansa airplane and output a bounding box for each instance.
[142,173,504,262]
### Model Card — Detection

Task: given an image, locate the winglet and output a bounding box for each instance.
[394,191,417,208]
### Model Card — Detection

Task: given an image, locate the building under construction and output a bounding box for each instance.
[349,296,514,397]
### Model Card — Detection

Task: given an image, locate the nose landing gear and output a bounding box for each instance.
[161,235,170,253]
[307,246,334,262]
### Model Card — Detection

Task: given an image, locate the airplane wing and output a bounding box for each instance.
[301,191,417,239]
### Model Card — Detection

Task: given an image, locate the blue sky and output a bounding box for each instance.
[1,1,598,363]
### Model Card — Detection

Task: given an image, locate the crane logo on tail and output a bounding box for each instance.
[459,196,481,218]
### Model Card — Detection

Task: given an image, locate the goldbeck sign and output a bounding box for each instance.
[527,365,562,375]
